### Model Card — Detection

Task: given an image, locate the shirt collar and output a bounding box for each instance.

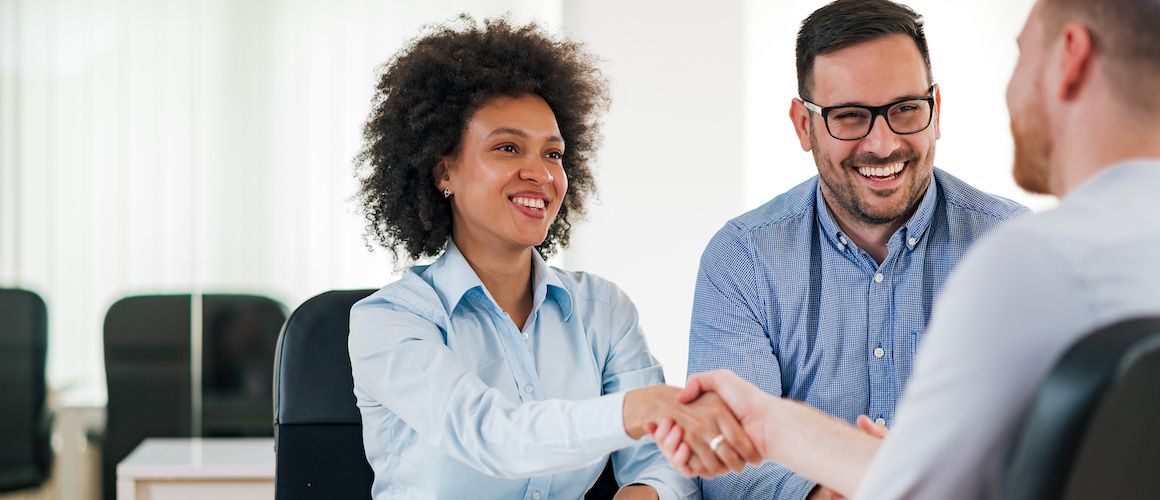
[900,172,939,248]
[426,239,485,315]
[814,170,940,252]
[531,247,574,321]
[814,179,848,251]
[427,239,573,321]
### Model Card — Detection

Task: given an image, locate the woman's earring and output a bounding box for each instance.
[442,187,453,198]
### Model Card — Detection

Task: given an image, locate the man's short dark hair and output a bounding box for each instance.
[796,0,933,100]
[1043,0,1160,115]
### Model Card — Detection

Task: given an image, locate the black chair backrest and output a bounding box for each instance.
[1007,316,1160,500]
[103,293,285,500]
[585,458,620,500]
[0,289,51,492]
[274,289,376,500]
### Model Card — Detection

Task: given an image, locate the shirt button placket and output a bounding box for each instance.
[868,267,892,426]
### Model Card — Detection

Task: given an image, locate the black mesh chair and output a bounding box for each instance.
[274,289,376,499]
[102,293,285,500]
[273,289,622,499]
[0,289,51,492]
[1007,316,1160,500]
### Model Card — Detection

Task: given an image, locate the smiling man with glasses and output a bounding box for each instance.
[801,84,936,142]
[687,1,1028,498]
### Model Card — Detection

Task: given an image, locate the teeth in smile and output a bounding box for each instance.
[512,196,545,210]
[857,162,905,178]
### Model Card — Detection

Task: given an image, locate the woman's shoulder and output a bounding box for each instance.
[353,268,444,320]
[347,270,451,357]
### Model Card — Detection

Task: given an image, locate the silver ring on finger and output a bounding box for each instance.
[708,434,725,452]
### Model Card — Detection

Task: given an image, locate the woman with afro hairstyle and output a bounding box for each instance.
[347,16,758,500]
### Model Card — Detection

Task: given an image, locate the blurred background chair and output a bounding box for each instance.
[0,289,52,493]
[1007,316,1160,500]
[102,293,285,500]
[273,289,375,499]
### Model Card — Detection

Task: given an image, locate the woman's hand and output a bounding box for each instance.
[623,384,761,476]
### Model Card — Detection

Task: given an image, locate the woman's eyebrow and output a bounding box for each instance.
[487,127,564,143]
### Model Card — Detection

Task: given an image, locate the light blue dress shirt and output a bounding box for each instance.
[689,168,1028,498]
[858,160,1160,499]
[349,240,697,500]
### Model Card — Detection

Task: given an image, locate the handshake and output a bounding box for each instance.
[623,371,888,498]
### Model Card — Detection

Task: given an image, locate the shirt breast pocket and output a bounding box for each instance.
[910,329,924,354]
[899,329,925,390]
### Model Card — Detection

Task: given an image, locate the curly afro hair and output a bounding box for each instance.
[355,16,610,261]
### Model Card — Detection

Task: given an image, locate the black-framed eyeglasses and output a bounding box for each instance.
[801,85,936,141]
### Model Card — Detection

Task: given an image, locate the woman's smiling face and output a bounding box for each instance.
[438,94,569,255]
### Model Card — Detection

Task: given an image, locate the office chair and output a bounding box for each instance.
[272,289,622,499]
[1007,316,1160,500]
[585,459,620,500]
[273,289,376,499]
[102,293,285,500]
[0,289,52,492]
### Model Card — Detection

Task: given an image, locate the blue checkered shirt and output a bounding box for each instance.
[689,168,1028,499]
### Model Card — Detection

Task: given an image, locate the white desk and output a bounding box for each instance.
[116,438,274,500]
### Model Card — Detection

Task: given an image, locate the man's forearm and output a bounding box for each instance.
[763,398,881,497]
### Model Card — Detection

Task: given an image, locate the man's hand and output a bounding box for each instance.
[652,371,882,496]
[855,415,889,440]
[623,384,761,476]
[803,415,892,499]
[806,485,845,500]
[646,371,775,477]
[612,484,658,500]
[677,370,775,459]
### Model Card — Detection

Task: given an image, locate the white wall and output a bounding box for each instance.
[561,0,747,385]
[0,0,1045,397]
[0,0,561,401]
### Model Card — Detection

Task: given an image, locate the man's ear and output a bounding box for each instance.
[789,98,813,152]
[1056,22,1094,101]
[933,83,942,140]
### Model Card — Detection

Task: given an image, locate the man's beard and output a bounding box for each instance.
[1011,95,1054,195]
[810,125,931,226]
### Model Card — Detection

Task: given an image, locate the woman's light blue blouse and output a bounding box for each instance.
[349,240,697,499]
